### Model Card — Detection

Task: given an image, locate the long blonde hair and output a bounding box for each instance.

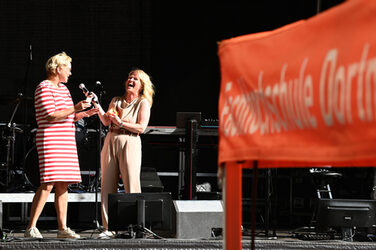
[130,69,155,106]
[45,52,72,77]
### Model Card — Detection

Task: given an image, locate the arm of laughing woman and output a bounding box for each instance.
[121,100,151,134]
[92,98,114,127]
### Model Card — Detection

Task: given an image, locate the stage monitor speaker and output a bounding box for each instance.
[141,167,164,192]
[173,200,223,239]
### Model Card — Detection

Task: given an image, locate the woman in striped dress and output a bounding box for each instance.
[24,52,98,239]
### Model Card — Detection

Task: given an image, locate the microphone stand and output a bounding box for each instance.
[94,86,105,231]
[4,95,23,187]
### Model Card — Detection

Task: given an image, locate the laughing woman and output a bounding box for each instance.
[93,69,155,236]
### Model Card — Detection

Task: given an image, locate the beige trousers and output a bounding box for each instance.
[100,132,142,230]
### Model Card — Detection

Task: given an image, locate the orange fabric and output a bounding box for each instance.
[107,108,119,116]
[218,0,376,167]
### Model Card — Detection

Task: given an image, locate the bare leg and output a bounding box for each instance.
[27,183,55,229]
[54,182,69,231]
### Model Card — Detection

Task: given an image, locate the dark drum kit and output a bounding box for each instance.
[0,122,24,188]
[0,94,29,191]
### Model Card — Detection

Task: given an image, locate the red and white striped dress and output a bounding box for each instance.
[34,80,81,184]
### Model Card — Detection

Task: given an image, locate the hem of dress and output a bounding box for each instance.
[40,180,82,184]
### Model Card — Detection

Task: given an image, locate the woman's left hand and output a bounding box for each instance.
[108,114,122,126]
[85,108,99,117]
[79,108,99,119]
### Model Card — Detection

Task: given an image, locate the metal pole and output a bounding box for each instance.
[224,162,242,250]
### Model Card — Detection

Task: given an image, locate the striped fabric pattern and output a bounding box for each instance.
[34,80,81,183]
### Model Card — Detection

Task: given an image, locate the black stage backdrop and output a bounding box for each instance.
[0,0,349,199]
[0,0,344,127]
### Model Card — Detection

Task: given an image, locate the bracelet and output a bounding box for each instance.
[120,121,124,128]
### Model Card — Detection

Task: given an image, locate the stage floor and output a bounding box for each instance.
[1,193,376,249]
[0,229,376,250]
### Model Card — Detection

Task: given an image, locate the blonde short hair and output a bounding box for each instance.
[129,69,155,106]
[45,52,72,77]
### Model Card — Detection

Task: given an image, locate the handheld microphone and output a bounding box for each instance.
[78,83,93,103]
[79,83,89,94]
